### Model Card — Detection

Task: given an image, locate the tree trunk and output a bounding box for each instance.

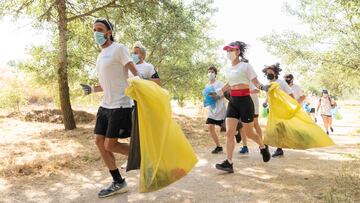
[57,0,76,130]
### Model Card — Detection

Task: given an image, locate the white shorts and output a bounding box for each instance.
[250,94,259,115]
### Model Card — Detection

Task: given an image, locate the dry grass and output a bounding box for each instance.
[0,111,211,181]
[1,102,360,202]
[6,109,95,124]
[26,88,53,105]
[0,123,113,180]
[325,159,360,203]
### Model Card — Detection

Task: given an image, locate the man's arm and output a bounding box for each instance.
[80,83,103,95]
[125,62,138,77]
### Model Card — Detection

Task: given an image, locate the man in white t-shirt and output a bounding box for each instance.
[124,41,161,171]
[80,19,138,198]
[204,66,226,154]
[284,74,305,104]
[262,63,294,157]
[130,41,160,84]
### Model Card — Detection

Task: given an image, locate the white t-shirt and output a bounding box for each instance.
[130,61,156,79]
[225,62,257,86]
[96,42,132,109]
[290,84,304,101]
[206,80,226,121]
[275,79,293,95]
[319,96,332,115]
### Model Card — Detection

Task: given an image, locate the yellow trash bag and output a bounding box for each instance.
[125,78,198,192]
[264,83,335,149]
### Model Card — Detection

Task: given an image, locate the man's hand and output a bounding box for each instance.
[80,84,93,95]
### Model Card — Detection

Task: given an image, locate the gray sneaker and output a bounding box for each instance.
[98,180,129,198]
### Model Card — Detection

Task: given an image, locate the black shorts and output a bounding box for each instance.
[310,108,316,113]
[206,118,224,126]
[94,107,132,138]
[226,95,254,123]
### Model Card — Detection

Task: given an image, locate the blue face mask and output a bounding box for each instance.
[94,31,107,45]
[132,54,140,64]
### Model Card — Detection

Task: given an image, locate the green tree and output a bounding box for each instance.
[260,0,360,97]
[1,0,220,119]
[1,0,145,130]
[1,0,220,129]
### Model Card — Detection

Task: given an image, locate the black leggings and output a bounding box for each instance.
[226,95,254,123]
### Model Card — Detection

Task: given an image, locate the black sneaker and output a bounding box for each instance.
[260,145,271,162]
[326,131,329,135]
[98,180,128,198]
[330,127,334,132]
[272,148,284,158]
[234,131,241,143]
[215,160,234,173]
[315,118,317,123]
[211,146,223,154]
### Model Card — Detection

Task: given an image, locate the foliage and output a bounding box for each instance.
[261,0,360,97]
[1,0,221,102]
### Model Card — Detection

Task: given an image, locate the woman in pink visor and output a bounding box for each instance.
[215,41,271,173]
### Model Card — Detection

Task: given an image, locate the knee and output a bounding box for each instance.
[104,140,116,152]
[208,125,215,132]
[226,129,236,138]
[95,136,105,148]
[104,142,112,152]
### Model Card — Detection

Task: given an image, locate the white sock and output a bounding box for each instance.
[227,159,233,164]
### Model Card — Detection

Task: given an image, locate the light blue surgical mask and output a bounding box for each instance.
[132,54,140,64]
[94,31,107,45]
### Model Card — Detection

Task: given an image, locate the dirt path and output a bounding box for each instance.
[1,104,359,203]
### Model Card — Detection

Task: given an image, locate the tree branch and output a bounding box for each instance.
[67,0,116,22]
[16,0,36,16]
[38,1,57,21]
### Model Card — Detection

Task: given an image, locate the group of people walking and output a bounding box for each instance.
[79,19,337,198]
[204,41,338,172]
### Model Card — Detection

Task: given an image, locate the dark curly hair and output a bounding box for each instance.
[224,41,248,61]
[208,66,218,75]
[262,63,282,79]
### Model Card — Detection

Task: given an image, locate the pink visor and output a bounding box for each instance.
[223,45,240,51]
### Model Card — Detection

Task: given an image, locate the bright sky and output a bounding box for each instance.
[0,0,305,82]
[212,0,305,82]
[0,16,48,67]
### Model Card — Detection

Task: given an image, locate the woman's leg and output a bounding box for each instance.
[215,117,239,173]
[238,127,249,154]
[253,117,262,139]
[329,116,333,131]
[242,122,265,148]
[323,115,330,133]
[240,127,247,146]
[242,122,270,162]
[225,118,240,161]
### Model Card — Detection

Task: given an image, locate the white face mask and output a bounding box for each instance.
[207,72,215,80]
[226,51,237,61]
